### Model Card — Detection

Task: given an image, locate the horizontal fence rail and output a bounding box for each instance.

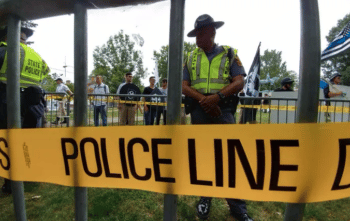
[41,94,350,128]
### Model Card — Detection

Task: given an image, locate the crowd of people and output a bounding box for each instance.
[83,73,168,127]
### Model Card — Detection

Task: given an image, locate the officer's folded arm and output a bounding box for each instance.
[219,74,244,97]
[182,80,206,101]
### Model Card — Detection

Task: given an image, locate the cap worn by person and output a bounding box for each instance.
[330,73,341,81]
[187,14,224,37]
[0,26,34,40]
[281,77,294,85]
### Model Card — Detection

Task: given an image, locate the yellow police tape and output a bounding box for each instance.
[240,104,350,114]
[46,96,350,113]
[1,123,350,203]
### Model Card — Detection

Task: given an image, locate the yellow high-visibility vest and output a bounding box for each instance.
[0,42,50,88]
[186,46,237,94]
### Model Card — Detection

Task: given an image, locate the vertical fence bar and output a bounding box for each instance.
[74,1,88,220]
[163,0,185,220]
[7,14,27,221]
[284,0,320,220]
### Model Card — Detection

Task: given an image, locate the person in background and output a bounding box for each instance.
[274,77,294,92]
[323,73,344,122]
[116,72,141,125]
[182,14,253,221]
[142,76,157,125]
[156,78,168,125]
[52,78,73,124]
[93,75,109,126]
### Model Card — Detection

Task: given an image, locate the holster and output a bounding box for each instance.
[184,96,196,115]
[22,86,45,119]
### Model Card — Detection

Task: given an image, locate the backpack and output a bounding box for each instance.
[94,85,107,94]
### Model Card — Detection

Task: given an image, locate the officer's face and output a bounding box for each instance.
[196,26,215,50]
[150,78,155,85]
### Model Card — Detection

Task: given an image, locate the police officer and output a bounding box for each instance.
[0,26,50,195]
[274,77,294,91]
[182,14,253,221]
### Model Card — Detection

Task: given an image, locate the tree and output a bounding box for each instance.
[153,42,197,79]
[321,13,350,85]
[259,49,297,91]
[93,30,146,93]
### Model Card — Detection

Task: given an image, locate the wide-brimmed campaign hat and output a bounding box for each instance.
[0,26,34,39]
[330,73,342,81]
[187,14,224,37]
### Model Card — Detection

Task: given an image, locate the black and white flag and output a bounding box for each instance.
[321,20,350,61]
[244,42,261,97]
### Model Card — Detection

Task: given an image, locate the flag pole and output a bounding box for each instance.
[284,0,320,220]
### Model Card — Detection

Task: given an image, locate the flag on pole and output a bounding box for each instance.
[244,42,261,97]
[321,21,350,61]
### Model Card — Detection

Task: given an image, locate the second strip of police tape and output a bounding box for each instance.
[45,95,350,113]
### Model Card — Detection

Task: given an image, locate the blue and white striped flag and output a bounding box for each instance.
[321,21,350,61]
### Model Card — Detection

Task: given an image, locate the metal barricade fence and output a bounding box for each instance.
[44,93,170,127]
[43,94,350,127]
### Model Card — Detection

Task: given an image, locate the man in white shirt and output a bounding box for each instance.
[93,75,110,126]
[53,78,73,124]
[156,78,168,125]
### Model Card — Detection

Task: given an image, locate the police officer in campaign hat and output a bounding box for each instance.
[0,25,50,195]
[182,14,253,221]
[274,77,294,92]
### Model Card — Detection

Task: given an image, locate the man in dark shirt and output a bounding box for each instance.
[274,77,294,92]
[142,76,157,125]
[117,72,141,125]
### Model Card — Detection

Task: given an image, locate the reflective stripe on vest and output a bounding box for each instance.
[0,42,49,87]
[188,46,236,94]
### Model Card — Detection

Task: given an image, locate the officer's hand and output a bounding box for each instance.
[206,105,222,118]
[199,94,220,111]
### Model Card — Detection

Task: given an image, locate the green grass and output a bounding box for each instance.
[1,178,350,220]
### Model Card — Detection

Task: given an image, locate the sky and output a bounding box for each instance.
[28,0,350,85]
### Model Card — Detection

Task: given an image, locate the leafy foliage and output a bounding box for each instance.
[92,30,146,93]
[259,49,297,91]
[153,42,197,79]
[321,14,350,85]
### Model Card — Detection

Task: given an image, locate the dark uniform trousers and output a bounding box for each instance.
[1,83,44,192]
[190,103,248,216]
